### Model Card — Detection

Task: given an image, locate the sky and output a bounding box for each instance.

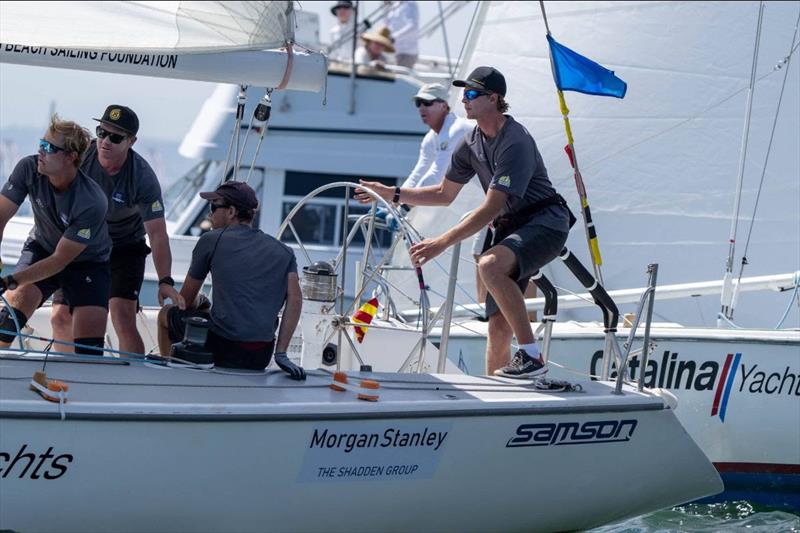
[0,1,474,143]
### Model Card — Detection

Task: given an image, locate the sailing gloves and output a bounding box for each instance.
[275,352,306,381]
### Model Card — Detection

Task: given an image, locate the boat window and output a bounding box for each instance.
[164,161,212,222]
[183,167,264,236]
[281,202,336,244]
[281,171,397,249]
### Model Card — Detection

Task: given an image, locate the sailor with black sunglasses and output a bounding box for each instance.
[0,115,112,356]
[49,105,183,356]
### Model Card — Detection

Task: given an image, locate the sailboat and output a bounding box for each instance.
[385,0,799,510]
[0,2,722,531]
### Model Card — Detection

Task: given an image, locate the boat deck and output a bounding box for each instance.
[0,353,668,420]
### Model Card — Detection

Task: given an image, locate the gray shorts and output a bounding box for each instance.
[484,223,569,318]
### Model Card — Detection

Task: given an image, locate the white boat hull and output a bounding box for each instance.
[0,357,721,532]
[438,321,800,510]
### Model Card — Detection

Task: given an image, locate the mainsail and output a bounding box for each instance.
[0,1,327,91]
[393,1,799,328]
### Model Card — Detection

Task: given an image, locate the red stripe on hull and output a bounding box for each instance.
[711,353,733,416]
[715,462,800,474]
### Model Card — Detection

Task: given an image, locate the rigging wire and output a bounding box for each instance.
[735,6,800,287]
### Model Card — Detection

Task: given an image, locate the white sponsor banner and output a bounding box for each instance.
[298,421,452,483]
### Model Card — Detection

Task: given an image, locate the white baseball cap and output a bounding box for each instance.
[412,83,449,103]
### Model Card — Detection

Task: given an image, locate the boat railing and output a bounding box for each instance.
[615,264,658,394]
[287,190,664,384]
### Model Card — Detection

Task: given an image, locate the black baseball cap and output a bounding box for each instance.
[93,105,139,136]
[453,66,507,97]
[199,181,259,210]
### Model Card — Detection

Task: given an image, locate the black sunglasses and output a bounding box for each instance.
[38,139,66,154]
[415,99,441,108]
[96,125,128,144]
[209,202,231,212]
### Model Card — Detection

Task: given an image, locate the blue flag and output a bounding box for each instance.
[547,35,627,98]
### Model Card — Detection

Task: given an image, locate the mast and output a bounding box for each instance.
[719,1,765,325]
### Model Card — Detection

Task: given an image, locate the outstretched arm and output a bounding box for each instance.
[409,189,507,266]
[355,177,464,207]
[9,236,86,286]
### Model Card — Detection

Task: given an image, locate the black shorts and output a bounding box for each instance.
[485,224,569,318]
[17,239,111,311]
[166,306,275,370]
[53,239,149,306]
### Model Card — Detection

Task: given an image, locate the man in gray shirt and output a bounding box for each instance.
[156,181,305,379]
[357,66,571,378]
[50,105,183,356]
[0,115,112,355]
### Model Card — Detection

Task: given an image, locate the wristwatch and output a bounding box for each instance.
[392,186,401,204]
[158,276,175,287]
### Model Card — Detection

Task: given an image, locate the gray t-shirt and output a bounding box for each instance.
[2,155,111,262]
[81,141,164,246]
[447,115,570,232]
[188,224,298,342]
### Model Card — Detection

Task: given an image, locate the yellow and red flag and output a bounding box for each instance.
[352,297,378,343]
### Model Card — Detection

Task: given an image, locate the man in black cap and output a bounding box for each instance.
[328,0,355,62]
[356,66,572,378]
[156,181,305,379]
[50,104,182,356]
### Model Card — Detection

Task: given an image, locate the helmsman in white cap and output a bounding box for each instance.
[402,83,472,190]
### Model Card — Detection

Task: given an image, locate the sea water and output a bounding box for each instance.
[590,501,798,532]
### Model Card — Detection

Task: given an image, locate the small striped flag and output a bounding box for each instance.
[352,297,379,343]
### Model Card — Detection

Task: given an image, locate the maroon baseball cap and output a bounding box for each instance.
[199,181,258,210]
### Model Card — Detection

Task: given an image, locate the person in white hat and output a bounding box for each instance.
[402,83,472,190]
[355,25,395,69]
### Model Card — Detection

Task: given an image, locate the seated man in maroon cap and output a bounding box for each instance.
[50,104,183,356]
[156,181,306,379]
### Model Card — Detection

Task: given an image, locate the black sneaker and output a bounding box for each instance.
[494,349,548,379]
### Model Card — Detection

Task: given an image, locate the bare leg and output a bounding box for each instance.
[478,245,535,346]
[110,297,144,355]
[524,282,538,322]
[474,256,488,305]
[71,305,108,351]
[50,303,74,353]
[486,312,513,374]
[157,305,174,357]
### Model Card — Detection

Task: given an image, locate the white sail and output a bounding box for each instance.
[0,1,327,91]
[395,1,799,328]
[0,1,293,52]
